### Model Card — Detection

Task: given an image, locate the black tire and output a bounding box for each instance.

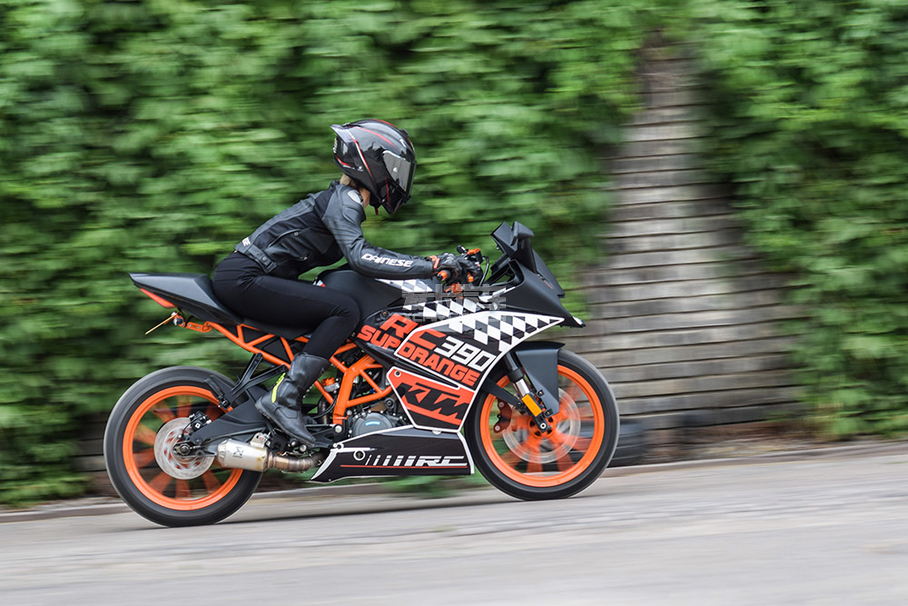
[103,366,261,527]
[465,349,619,500]
[612,418,650,467]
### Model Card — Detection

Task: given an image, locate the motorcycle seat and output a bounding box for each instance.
[131,272,241,324]
[129,272,311,340]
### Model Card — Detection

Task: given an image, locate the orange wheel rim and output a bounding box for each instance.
[479,365,605,488]
[123,386,243,510]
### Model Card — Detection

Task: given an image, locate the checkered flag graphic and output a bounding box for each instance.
[439,311,562,353]
[378,278,436,293]
[408,297,484,321]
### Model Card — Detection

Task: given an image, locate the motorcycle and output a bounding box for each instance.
[104,221,619,526]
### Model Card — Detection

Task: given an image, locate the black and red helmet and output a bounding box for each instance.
[331,119,417,215]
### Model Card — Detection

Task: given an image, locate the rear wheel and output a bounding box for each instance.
[465,350,619,500]
[104,366,261,527]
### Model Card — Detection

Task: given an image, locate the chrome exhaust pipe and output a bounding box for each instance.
[216,438,323,473]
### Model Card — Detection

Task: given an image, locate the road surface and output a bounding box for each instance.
[2,444,907,605]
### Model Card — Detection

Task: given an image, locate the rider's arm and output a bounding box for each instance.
[322,187,436,279]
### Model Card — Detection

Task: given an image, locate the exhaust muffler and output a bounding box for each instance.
[216,438,323,473]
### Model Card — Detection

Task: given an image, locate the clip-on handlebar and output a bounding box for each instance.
[435,246,484,285]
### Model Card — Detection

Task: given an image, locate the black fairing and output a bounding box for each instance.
[491,221,566,297]
[489,221,578,325]
[310,426,471,482]
[505,264,580,326]
[318,267,405,319]
[130,272,242,325]
[533,251,565,297]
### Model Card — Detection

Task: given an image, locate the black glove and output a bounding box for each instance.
[429,253,476,284]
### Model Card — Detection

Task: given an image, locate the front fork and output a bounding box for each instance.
[498,352,558,434]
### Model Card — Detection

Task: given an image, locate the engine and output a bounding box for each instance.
[350,412,397,437]
[348,398,407,438]
[323,354,408,439]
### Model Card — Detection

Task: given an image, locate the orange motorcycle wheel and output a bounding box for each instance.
[466,349,619,500]
[104,366,261,527]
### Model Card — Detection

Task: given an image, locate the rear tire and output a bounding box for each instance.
[465,350,619,500]
[104,366,261,527]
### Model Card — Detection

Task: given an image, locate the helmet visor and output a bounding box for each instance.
[382,150,415,195]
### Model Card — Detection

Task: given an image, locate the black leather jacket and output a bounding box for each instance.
[234,181,435,280]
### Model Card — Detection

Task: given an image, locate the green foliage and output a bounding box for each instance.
[0,0,654,504]
[694,0,908,437]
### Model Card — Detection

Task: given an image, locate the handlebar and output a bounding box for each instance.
[435,269,477,284]
[435,246,484,285]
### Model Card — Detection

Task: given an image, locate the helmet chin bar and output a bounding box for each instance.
[379,181,408,215]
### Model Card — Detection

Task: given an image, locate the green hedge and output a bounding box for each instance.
[694,0,908,437]
[0,0,652,504]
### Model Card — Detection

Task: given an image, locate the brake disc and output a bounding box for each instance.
[502,389,581,464]
[153,418,214,480]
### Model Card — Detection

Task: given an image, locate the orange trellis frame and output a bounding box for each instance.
[179,318,392,425]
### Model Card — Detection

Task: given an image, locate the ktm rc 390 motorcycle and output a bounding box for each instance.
[104,221,619,526]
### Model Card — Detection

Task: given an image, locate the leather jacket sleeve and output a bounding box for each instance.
[322,187,436,279]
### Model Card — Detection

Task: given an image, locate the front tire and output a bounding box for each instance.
[465,349,619,500]
[104,366,261,527]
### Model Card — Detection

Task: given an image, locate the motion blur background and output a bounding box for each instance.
[2,0,907,505]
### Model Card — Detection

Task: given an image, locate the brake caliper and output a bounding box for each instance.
[494,403,512,433]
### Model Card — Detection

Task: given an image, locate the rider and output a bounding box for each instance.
[212,119,474,448]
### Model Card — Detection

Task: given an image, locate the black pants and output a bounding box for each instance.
[212,252,360,360]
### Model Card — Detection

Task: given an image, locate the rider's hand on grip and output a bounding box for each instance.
[429,252,474,285]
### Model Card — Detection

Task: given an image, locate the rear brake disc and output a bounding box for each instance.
[153,418,214,480]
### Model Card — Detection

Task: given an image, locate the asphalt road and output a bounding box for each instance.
[2,444,907,605]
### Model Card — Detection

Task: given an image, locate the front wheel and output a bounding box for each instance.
[103,366,261,527]
[465,349,619,500]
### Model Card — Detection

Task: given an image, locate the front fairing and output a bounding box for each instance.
[531,250,565,297]
[502,262,583,327]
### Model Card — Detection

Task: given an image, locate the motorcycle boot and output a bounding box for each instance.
[255,353,329,447]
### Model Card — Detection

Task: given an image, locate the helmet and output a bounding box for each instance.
[331,120,417,215]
